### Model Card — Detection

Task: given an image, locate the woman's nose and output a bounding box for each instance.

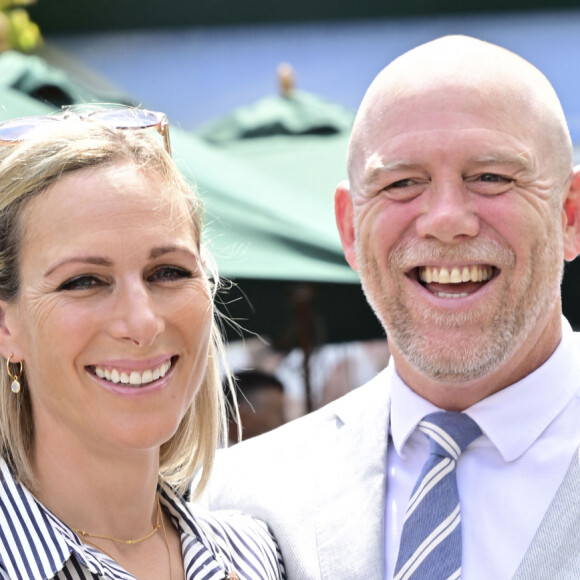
[415,181,480,243]
[108,280,164,347]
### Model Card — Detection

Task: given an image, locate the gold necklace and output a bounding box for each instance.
[73,495,162,545]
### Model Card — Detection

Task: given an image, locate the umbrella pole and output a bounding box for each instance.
[292,283,314,414]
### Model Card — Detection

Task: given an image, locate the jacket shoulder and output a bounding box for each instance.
[223,367,389,457]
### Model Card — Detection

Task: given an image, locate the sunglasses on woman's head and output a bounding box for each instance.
[0,107,171,155]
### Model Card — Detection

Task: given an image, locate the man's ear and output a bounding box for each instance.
[335,181,358,271]
[563,167,580,261]
[0,302,23,362]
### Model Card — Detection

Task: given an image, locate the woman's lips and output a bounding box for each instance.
[89,357,175,387]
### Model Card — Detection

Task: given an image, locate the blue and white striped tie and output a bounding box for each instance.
[394,412,482,580]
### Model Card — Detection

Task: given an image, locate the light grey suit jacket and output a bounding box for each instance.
[205,366,580,579]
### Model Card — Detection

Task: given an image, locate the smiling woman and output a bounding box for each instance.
[0,110,285,580]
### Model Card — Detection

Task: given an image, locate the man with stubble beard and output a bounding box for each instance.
[204,36,580,579]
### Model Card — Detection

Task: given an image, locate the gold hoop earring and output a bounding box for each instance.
[6,354,23,394]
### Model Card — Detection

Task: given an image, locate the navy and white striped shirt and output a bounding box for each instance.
[0,461,285,580]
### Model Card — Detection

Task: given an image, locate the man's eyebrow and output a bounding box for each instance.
[362,160,420,189]
[361,151,533,189]
[468,152,533,170]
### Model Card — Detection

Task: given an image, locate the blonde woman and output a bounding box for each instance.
[0,108,285,580]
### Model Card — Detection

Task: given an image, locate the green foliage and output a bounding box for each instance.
[0,0,42,53]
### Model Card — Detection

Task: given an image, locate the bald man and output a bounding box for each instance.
[205,36,580,579]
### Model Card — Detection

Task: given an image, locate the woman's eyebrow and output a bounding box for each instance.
[44,256,113,277]
[149,245,197,260]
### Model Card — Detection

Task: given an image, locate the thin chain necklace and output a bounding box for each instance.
[73,495,162,545]
[74,495,173,579]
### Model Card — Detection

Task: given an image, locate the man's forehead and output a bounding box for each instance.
[355,91,534,157]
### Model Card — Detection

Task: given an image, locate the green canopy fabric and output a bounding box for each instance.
[198,89,355,141]
[196,89,354,206]
[0,83,53,119]
[171,130,356,282]
[194,90,358,282]
[0,50,134,109]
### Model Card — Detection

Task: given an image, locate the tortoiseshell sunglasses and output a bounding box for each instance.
[0,107,171,155]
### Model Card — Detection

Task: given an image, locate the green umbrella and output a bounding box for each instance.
[196,88,354,204]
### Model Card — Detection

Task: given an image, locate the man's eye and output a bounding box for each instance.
[57,275,103,291]
[380,178,425,202]
[478,173,510,183]
[149,266,193,283]
[468,173,513,195]
[387,178,415,189]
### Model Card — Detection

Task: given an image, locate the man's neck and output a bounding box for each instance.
[389,310,563,411]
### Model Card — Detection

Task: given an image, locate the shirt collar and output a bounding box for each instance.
[390,317,580,462]
[158,484,233,580]
[0,460,72,580]
[0,461,230,580]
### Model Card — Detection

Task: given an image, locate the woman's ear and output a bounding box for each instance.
[0,302,23,361]
[563,167,580,261]
[335,181,358,271]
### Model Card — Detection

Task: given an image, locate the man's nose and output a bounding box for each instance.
[415,181,480,243]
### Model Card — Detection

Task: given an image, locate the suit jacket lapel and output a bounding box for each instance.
[513,446,580,578]
[315,369,391,580]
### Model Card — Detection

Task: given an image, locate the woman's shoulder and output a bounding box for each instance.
[185,500,278,551]
[184,501,286,579]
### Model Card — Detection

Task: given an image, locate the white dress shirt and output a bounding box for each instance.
[385,318,580,580]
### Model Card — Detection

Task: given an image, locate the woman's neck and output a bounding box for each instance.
[31,430,161,540]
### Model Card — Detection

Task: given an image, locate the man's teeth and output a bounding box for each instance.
[94,360,172,386]
[418,265,493,284]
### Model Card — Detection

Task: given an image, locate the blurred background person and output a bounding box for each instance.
[226,369,286,445]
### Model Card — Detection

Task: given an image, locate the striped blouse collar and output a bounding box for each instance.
[0,460,229,580]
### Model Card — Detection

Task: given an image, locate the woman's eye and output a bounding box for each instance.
[149,266,193,283]
[57,275,104,292]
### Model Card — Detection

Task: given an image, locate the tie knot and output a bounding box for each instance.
[418,411,481,460]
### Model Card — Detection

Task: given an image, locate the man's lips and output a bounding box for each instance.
[418,265,494,284]
[414,264,496,298]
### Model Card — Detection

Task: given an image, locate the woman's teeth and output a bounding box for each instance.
[94,360,172,386]
[418,265,493,284]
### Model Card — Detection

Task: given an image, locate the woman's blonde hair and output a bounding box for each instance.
[0,115,231,497]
